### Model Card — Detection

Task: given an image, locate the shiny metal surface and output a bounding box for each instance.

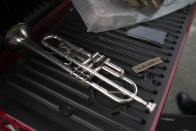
[5,23,156,112]
[5,23,31,52]
[42,34,156,112]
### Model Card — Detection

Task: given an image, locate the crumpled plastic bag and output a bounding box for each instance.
[71,0,196,33]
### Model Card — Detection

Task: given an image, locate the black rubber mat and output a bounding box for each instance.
[0,4,195,131]
[157,114,196,131]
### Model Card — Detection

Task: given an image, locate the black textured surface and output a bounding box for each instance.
[0,5,195,131]
[0,0,63,52]
[157,114,196,131]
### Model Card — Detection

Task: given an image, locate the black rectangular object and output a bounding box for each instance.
[157,114,196,131]
[0,4,196,131]
[127,26,167,46]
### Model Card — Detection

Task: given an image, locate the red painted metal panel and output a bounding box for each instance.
[0,110,36,131]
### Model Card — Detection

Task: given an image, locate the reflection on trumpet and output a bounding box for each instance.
[6,23,156,112]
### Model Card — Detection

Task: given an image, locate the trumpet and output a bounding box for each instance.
[5,23,156,112]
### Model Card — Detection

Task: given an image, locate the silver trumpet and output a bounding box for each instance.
[5,23,156,112]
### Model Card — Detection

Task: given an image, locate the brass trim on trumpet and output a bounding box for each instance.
[5,23,156,112]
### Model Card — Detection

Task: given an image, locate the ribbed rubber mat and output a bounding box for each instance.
[0,4,195,131]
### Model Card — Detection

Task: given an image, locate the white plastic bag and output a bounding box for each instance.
[71,0,196,33]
